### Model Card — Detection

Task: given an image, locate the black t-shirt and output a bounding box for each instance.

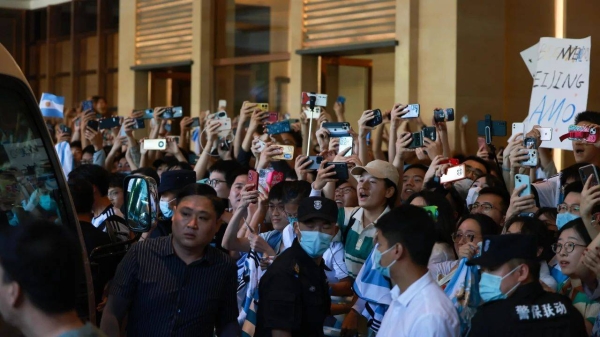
[256,239,330,337]
[469,281,587,337]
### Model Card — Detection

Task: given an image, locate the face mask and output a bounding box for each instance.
[298,231,333,258]
[6,211,18,226]
[287,216,298,225]
[556,212,580,229]
[39,194,57,212]
[373,244,397,278]
[453,178,474,199]
[466,186,482,207]
[160,199,175,219]
[479,265,522,302]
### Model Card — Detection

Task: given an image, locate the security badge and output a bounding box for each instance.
[514,302,568,321]
[314,200,322,210]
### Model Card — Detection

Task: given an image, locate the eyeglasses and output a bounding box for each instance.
[80,160,93,165]
[465,165,484,179]
[451,232,478,243]
[551,242,586,254]
[335,187,355,195]
[208,179,227,187]
[469,202,495,212]
[557,203,580,214]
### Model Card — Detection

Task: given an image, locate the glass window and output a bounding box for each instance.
[215,1,289,58]
[214,61,289,116]
[0,77,71,228]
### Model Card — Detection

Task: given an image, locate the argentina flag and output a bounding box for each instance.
[39,93,65,118]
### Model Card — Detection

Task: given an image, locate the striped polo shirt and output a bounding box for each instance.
[340,206,391,278]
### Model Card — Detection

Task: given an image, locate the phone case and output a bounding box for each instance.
[87,120,99,131]
[191,117,200,128]
[99,117,121,130]
[402,104,420,118]
[538,127,552,141]
[323,122,351,137]
[579,164,600,187]
[255,103,269,112]
[266,120,291,135]
[366,109,383,127]
[515,174,531,196]
[304,107,321,119]
[133,119,145,129]
[143,139,167,150]
[521,149,538,167]
[433,108,454,122]
[82,100,93,112]
[216,118,232,132]
[273,145,294,160]
[325,162,349,180]
[566,125,597,143]
[307,156,323,170]
[337,96,346,104]
[408,132,423,149]
[440,164,466,184]
[422,127,436,141]
[512,123,524,135]
[267,112,279,123]
[247,170,259,191]
[267,171,284,189]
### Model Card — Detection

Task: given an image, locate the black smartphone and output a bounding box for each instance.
[87,120,99,131]
[266,120,291,135]
[99,117,121,130]
[307,155,323,171]
[434,108,455,122]
[579,164,600,187]
[133,119,145,129]
[324,162,349,180]
[191,117,200,128]
[408,132,423,149]
[322,122,351,137]
[422,126,436,141]
[366,109,383,127]
[59,124,72,134]
[162,106,183,119]
[477,114,507,144]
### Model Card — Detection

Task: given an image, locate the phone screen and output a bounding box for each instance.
[402,104,420,118]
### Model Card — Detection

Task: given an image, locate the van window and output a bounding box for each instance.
[0,82,70,228]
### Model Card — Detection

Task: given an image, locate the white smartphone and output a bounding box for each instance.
[402,104,420,118]
[461,115,468,124]
[512,122,524,135]
[255,139,266,152]
[536,127,552,141]
[143,139,167,151]
[514,174,531,197]
[217,117,232,131]
[440,164,466,184]
[339,136,353,157]
[304,106,321,119]
[522,149,538,167]
[218,99,227,108]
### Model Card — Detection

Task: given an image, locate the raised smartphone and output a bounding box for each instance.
[339,136,353,157]
[366,109,383,127]
[579,164,600,187]
[515,174,531,196]
[99,117,121,130]
[440,164,466,184]
[272,145,294,160]
[247,169,259,191]
[324,162,349,180]
[143,139,167,151]
[323,122,351,137]
[402,104,420,118]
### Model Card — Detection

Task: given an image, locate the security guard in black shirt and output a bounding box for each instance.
[256,196,338,337]
[467,234,586,337]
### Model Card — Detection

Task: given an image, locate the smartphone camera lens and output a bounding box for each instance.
[158,141,165,147]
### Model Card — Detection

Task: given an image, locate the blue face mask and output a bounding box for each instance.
[372,245,397,279]
[556,212,580,229]
[39,194,57,212]
[479,265,521,303]
[159,199,174,219]
[299,231,333,258]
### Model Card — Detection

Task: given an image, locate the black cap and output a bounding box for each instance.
[298,197,338,223]
[467,234,538,268]
[158,170,197,194]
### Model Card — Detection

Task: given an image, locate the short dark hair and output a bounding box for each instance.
[109,173,127,189]
[404,164,428,175]
[563,181,583,199]
[282,180,311,204]
[458,214,501,236]
[384,178,398,208]
[91,95,106,105]
[558,218,592,246]
[375,205,436,267]
[82,145,95,156]
[70,141,82,150]
[477,174,505,190]
[228,167,250,187]
[68,164,110,196]
[405,191,455,247]
[507,258,541,282]
[478,186,510,214]
[167,161,194,172]
[463,156,490,175]
[68,179,94,214]
[0,220,82,313]
[175,183,224,218]
[575,111,600,126]
[208,160,242,188]
[269,181,285,201]
[560,163,587,187]
[505,216,554,262]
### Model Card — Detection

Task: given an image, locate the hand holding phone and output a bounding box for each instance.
[365,109,383,127]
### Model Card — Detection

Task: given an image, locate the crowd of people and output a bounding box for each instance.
[6,94,600,337]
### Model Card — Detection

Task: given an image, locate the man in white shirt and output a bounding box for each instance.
[374,205,460,337]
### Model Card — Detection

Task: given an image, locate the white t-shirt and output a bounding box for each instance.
[377,273,460,337]
[533,174,561,208]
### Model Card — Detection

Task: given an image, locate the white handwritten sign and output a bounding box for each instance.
[2,139,46,171]
[524,36,591,150]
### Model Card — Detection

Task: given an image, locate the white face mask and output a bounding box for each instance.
[466,186,482,207]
